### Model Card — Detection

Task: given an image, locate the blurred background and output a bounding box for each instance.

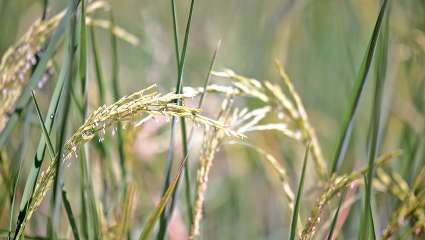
[0,0,424,239]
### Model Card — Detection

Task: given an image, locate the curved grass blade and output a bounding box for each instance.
[289,144,310,240]
[139,154,190,240]
[42,0,49,21]
[330,0,389,174]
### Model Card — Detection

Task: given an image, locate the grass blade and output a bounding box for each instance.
[8,104,33,239]
[78,1,101,238]
[79,0,88,102]
[25,97,80,240]
[62,189,80,240]
[89,11,114,210]
[139,155,189,240]
[330,0,389,174]
[109,11,126,181]
[42,0,49,21]
[49,0,80,237]
[326,190,346,240]
[31,91,55,160]
[158,0,196,238]
[170,40,221,237]
[289,144,310,240]
[14,2,80,238]
[360,3,389,239]
[89,25,106,105]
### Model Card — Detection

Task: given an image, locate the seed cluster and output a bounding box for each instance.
[0,14,61,131]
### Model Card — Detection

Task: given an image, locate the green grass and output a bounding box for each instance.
[288,144,309,240]
[0,0,423,239]
[158,1,196,239]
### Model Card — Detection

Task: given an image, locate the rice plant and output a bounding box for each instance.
[0,0,424,239]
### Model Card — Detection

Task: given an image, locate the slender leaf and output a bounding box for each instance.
[330,0,389,174]
[109,11,126,181]
[62,189,80,240]
[14,1,80,238]
[139,154,189,240]
[289,144,310,240]
[49,0,80,237]
[158,0,196,238]
[42,0,49,21]
[360,2,389,239]
[326,190,346,240]
[89,25,106,105]
[31,91,55,160]
[8,104,33,239]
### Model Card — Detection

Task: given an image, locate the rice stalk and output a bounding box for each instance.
[0,11,61,131]
[102,184,135,239]
[0,1,136,133]
[189,96,235,239]
[86,18,139,46]
[275,60,326,179]
[207,63,327,179]
[18,85,240,236]
[377,167,425,238]
[381,193,425,239]
[227,141,295,209]
[300,151,400,240]
[190,98,299,239]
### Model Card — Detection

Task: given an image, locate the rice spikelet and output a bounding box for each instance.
[17,85,240,238]
[190,97,297,239]
[207,62,327,179]
[190,96,235,239]
[0,1,135,132]
[300,151,400,240]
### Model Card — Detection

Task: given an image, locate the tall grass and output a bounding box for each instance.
[0,0,424,239]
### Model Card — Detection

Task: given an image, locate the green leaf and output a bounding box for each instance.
[14,1,81,238]
[360,1,389,239]
[31,91,55,160]
[289,144,310,240]
[326,190,346,240]
[139,155,189,240]
[8,103,33,239]
[158,0,196,238]
[109,11,127,182]
[49,0,81,237]
[330,0,389,174]
[62,189,80,240]
[89,25,106,105]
